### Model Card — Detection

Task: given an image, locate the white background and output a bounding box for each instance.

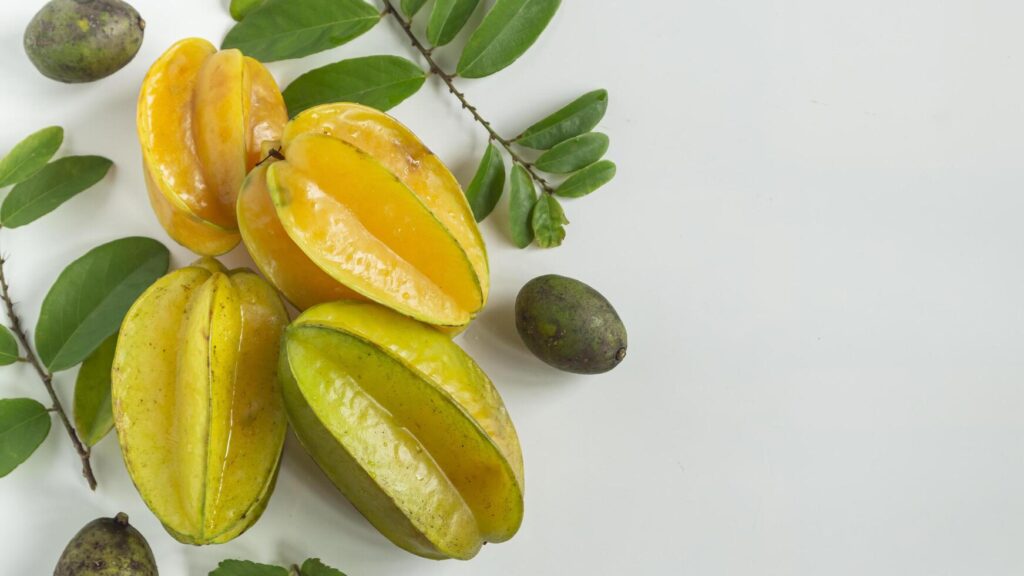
[1,0,1023,574]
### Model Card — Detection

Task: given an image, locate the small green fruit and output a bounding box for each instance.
[54,513,158,575]
[515,274,628,375]
[24,0,145,83]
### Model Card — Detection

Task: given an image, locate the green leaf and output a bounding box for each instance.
[36,237,170,372]
[210,560,289,576]
[230,0,266,21]
[300,558,347,576]
[0,326,19,366]
[0,126,63,188]
[0,156,112,228]
[222,0,381,62]
[457,0,560,78]
[531,193,568,248]
[283,56,426,117]
[508,165,537,248]
[401,0,428,17]
[465,143,505,222]
[74,333,117,447]
[555,160,616,199]
[0,398,50,478]
[534,132,609,174]
[427,0,481,47]
[517,89,608,149]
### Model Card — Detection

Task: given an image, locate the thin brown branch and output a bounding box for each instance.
[0,253,96,490]
[255,147,285,167]
[380,0,556,194]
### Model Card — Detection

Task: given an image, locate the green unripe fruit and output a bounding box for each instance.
[53,513,158,575]
[24,0,145,83]
[515,274,628,375]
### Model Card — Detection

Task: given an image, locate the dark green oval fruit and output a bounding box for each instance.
[54,513,158,575]
[24,0,145,83]
[515,274,628,375]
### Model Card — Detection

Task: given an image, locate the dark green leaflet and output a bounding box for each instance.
[555,160,616,199]
[230,0,266,21]
[0,155,111,228]
[457,0,561,78]
[0,398,51,478]
[209,560,289,576]
[74,334,118,447]
[517,89,608,149]
[0,126,63,188]
[35,237,169,372]
[283,56,426,117]
[508,165,538,248]
[0,326,18,366]
[465,143,506,221]
[402,0,428,17]
[428,0,482,47]
[534,133,609,174]
[531,193,568,248]
[222,0,381,62]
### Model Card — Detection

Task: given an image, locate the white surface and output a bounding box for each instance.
[1,0,1023,574]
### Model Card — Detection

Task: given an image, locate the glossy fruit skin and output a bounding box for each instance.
[237,164,363,311]
[24,0,144,83]
[238,103,488,329]
[280,301,524,559]
[515,274,628,374]
[112,259,288,545]
[137,38,287,255]
[53,513,158,575]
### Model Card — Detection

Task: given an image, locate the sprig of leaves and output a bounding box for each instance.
[390,0,616,248]
[224,0,616,248]
[210,558,347,576]
[0,127,169,488]
[472,89,614,248]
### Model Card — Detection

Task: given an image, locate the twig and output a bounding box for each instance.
[255,147,285,166]
[380,0,556,194]
[0,252,97,490]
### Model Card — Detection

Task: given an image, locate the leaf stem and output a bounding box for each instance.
[0,251,96,490]
[255,147,285,167]
[380,0,555,194]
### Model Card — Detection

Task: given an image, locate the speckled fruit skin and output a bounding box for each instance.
[515,274,628,374]
[24,0,144,83]
[280,301,525,560]
[53,513,158,575]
